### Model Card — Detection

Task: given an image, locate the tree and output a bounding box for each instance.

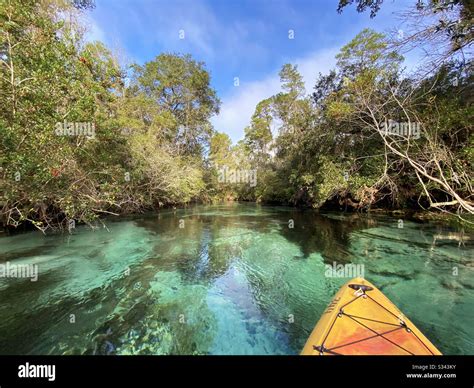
[132,54,220,156]
[0,1,221,231]
[338,0,474,71]
[337,0,384,18]
[0,0,116,230]
[244,98,273,156]
[237,27,472,217]
[210,132,232,166]
[327,29,474,215]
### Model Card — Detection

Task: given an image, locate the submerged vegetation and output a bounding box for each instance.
[0,0,472,232]
[1,204,473,355]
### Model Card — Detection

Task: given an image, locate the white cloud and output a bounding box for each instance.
[150,2,269,65]
[212,76,280,142]
[83,15,106,43]
[211,47,338,143]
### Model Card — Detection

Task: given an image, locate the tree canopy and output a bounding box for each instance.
[0,0,472,231]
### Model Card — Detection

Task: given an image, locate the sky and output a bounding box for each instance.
[84,0,416,143]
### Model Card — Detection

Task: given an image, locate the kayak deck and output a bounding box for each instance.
[301,277,441,355]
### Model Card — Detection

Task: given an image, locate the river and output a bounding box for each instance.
[0,203,472,354]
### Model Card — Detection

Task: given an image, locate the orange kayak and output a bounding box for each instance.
[301,277,442,355]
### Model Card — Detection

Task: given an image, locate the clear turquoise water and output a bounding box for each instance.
[0,203,473,355]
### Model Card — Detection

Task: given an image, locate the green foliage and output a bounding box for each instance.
[0,0,471,230]
[236,28,472,212]
[244,98,273,155]
[132,53,220,156]
[0,0,219,230]
[129,130,205,204]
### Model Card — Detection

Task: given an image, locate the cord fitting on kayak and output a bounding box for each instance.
[348,283,373,293]
[313,345,325,355]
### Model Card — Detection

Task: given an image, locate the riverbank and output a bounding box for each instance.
[2,199,473,235]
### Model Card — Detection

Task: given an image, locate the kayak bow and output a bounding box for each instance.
[301,277,442,355]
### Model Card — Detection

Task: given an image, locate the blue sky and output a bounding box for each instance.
[85,0,416,142]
